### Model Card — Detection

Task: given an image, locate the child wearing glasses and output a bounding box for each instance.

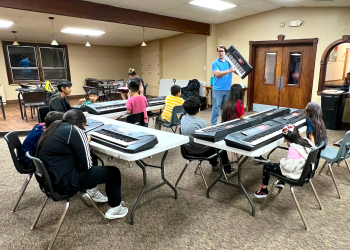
[254,124,315,198]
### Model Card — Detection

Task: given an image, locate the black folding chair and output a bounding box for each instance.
[38,106,50,123]
[26,152,109,250]
[259,144,323,231]
[4,132,34,213]
[126,111,145,126]
[22,91,47,122]
[0,94,5,119]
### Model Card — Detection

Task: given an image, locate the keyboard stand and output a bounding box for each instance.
[132,150,177,225]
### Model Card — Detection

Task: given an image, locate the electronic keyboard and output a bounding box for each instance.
[246,108,290,123]
[225,45,253,79]
[272,109,306,128]
[191,117,260,142]
[224,110,307,151]
[88,124,158,153]
[224,121,284,151]
[84,101,127,115]
[85,118,104,132]
[147,96,166,106]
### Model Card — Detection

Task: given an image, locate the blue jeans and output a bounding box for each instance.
[210,90,230,125]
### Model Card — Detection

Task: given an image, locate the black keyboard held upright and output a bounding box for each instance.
[225,45,253,79]
[192,117,260,142]
[88,124,158,153]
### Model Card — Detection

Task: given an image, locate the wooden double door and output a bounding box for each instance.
[253,44,315,109]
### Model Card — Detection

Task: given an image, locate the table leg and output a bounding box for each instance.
[18,92,23,120]
[206,89,209,108]
[130,150,176,225]
[207,150,255,216]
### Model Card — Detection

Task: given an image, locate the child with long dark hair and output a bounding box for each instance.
[222,83,244,122]
[254,124,315,198]
[304,102,327,147]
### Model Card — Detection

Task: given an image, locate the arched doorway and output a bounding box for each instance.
[317,35,350,93]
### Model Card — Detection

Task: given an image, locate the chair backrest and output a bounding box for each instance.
[4,132,33,174]
[169,105,185,126]
[143,83,148,95]
[85,79,101,88]
[336,131,350,162]
[296,146,320,186]
[82,86,95,97]
[19,83,30,89]
[22,91,47,104]
[25,152,75,201]
[126,112,145,126]
[37,106,50,123]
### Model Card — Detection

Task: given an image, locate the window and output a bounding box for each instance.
[2,41,71,84]
[263,52,277,85]
[288,52,301,85]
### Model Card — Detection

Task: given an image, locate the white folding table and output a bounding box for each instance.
[194,126,306,217]
[88,116,189,224]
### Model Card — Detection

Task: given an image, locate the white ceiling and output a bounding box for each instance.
[0,0,350,47]
[85,0,350,24]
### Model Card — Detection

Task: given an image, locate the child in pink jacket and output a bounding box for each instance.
[254,124,315,198]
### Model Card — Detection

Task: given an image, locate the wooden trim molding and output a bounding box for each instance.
[318,35,350,95]
[0,0,210,35]
[247,35,318,111]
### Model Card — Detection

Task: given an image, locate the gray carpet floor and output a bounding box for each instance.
[1,108,350,250]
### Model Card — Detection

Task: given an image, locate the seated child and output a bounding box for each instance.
[155,85,184,130]
[78,89,99,106]
[254,124,315,198]
[18,111,63,169]
[125,80,148,127]
[222,83,245,121]
[181,97,232,173]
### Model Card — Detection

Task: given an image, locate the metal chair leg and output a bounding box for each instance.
[194,164,200,175]
[11,174,32,213]
[30,106,33,119]
[309,180,323,210]
[48,201,70,250]
[128,161,132,168]
[344,160,350,175]
[318,161,327,175]
[80,193,109,225]
[78,193,90,207]
[290,186,309,231]
[328,163,342,199]
[258,179,278,212]
[198,162,208,189]
[31,196,48,230]
[222,168,228,181]
[174,161,191,188]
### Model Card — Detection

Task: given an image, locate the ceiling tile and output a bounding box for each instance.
[241,0,281,11]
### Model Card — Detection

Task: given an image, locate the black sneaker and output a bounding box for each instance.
[254,185,268,198]
[224,164,234,174]
[276,181,285,189]
[254,155,270,163]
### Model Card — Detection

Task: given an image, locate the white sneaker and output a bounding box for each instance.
[105,201,128,220]
[86,187,108,203]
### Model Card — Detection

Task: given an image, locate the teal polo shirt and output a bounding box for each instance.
[211,57,232,90]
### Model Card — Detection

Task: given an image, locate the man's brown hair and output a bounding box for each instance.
[217,45,227,53]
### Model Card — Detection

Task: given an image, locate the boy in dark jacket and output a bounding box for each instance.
[49,80,72,112]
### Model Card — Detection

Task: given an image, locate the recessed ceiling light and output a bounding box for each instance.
[61,28,105,36]
[189,0,236,11]
[0,20,14,28]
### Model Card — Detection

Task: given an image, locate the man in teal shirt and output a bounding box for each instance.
[211,45,237,125]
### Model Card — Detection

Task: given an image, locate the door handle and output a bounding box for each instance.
[276,76,280,90]
[280,76,285,90]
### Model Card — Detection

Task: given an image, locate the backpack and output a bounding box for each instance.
[181,79,200,100]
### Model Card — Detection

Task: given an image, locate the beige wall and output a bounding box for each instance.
[214,7,350,121]
[0,42,133,101]
[162,33,207,82]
